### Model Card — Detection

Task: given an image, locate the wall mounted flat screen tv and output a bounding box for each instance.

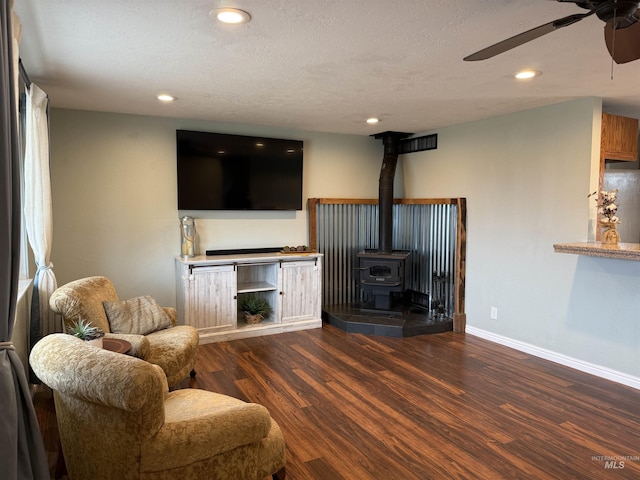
[177,130,303,210]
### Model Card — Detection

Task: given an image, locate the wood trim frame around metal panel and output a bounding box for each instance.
[453,197,467,333]
[307,197,467,333]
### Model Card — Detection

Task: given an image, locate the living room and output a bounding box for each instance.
[4,1,640,479]
[35,99,640,386]
[21,88,640,480]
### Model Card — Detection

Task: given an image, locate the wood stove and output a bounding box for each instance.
[323,130,454,337]
[357,249,410,311]
[357,131,412,312]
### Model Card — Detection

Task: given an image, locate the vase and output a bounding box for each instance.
[599,221,620,245]
[86,337,104,348]
[243,312,264,325]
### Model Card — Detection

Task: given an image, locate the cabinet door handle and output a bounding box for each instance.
[280,291,284,295]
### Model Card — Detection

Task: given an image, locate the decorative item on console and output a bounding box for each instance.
[281,245,313,253]
[589,189,621,245]
[180,215,197,257]
[240,295,273,325]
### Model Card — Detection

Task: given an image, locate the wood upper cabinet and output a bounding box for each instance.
[596,113,639,240]
[601,112,639,162]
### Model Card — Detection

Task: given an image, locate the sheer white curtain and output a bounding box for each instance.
[24,83,58,339]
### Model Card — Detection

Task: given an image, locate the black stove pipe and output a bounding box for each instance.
[372,131,412,254]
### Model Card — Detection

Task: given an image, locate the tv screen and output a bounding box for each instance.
[177,130,303,210]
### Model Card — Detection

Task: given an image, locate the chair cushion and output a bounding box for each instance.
[104,295,172,335]
[145,326,200,387]
[142,389,273,471]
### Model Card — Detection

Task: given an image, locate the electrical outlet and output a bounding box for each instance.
[490,307,498,320]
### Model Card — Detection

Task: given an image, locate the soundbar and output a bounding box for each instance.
[205,247,282,256]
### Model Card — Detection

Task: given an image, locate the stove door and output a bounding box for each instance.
[360,259,401,287]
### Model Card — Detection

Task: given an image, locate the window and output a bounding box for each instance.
[17,85,30,280]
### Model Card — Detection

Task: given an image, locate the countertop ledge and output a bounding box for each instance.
[553,242,640,261]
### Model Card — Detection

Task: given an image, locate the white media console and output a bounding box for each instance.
[175,252,323,344]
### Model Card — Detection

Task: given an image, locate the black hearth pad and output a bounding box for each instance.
[322,303,453,338]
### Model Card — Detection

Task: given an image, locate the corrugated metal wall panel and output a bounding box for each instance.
[315,202,457,316]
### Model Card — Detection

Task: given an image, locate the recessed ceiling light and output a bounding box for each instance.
[211,8,251,24]
[157,94,175,102]
[366,117,380,125]
[514,69,541,80]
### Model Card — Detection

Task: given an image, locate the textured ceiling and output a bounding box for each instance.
[13,0,640,135]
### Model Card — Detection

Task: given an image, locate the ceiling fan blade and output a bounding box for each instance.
[605,19,640,64]
[464,12,594,61]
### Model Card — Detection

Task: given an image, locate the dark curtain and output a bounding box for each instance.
[0,0,49,478]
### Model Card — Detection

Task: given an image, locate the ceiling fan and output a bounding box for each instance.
[464,0,640,64]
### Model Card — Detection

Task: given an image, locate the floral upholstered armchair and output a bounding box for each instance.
[49,276,198,387]
[30,334,286,480]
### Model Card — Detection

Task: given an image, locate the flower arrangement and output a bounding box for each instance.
[589,189,620,224]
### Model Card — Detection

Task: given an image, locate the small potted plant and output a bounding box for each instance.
[66,318,106,348]
[240,295,272,325]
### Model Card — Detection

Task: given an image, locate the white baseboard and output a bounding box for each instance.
[466,326,640,391]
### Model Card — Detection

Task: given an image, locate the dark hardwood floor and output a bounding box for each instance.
[35,324,640,479]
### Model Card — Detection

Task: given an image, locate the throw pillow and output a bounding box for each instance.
[103,295,172,335]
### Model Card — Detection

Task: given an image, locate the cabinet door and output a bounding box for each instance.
[601,113,639,161]
[280,260,321,323]
[185,265,237,333]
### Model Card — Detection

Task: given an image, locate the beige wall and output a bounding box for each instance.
[403,97,640,378]
[49,109,382,306]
